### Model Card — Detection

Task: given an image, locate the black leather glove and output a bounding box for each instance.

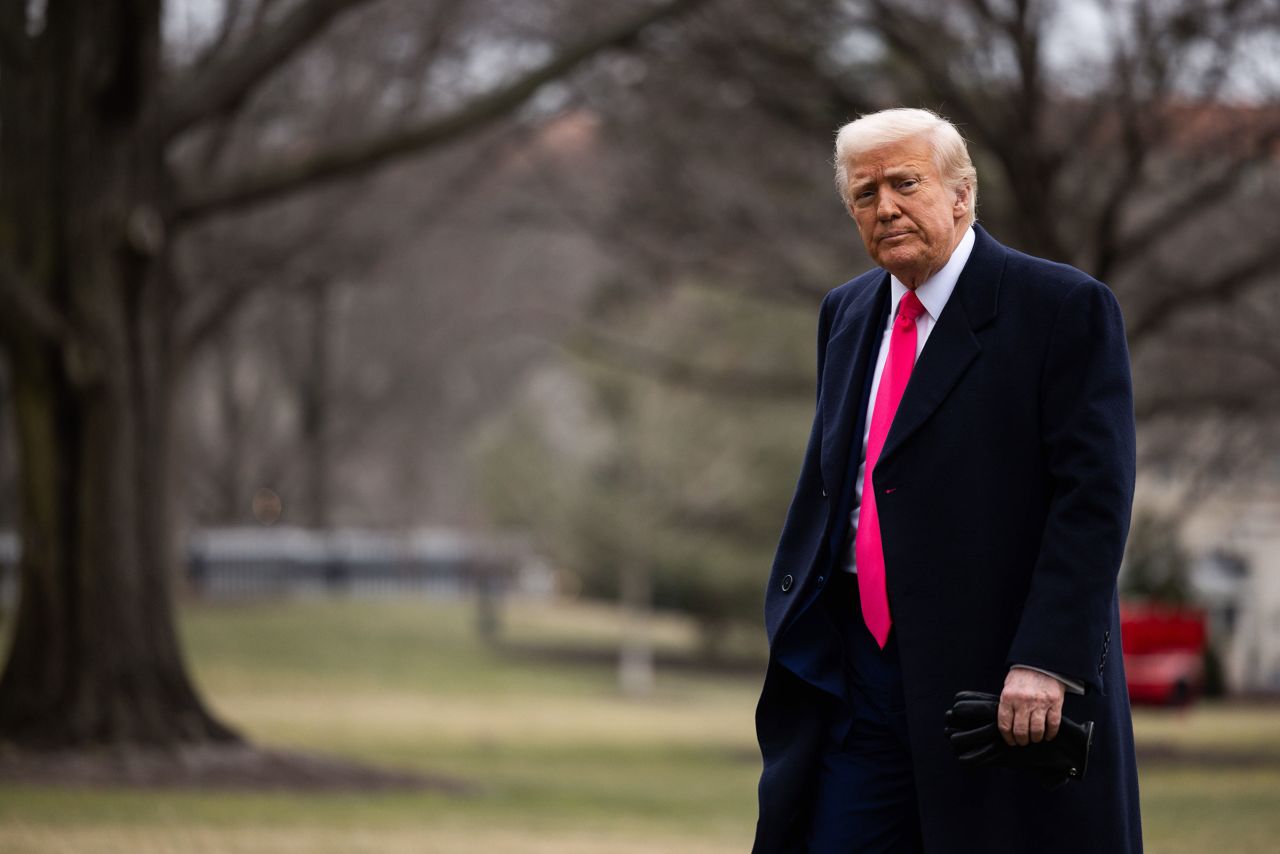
[943,690,1093,789]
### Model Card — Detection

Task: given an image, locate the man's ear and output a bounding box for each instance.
[953,182,971,219]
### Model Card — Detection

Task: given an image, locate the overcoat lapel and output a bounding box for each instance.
[877,225,1005,467]
[819,274,890,494]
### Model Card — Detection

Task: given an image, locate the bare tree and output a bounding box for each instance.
[0,0,706,749]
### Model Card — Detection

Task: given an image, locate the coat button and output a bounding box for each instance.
[821,487,828,498]
[781,574,794,592]
[816,575,826,587]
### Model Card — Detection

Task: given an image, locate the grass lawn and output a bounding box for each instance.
[1,597,1279,852]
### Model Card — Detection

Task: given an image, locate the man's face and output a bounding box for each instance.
[845,136,970,288]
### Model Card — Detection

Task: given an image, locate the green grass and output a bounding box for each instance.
[1,597,1279,852]
[0,599,761,853]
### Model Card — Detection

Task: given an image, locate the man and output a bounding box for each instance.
[752,108,1141,853]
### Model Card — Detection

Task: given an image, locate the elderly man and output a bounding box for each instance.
[752,108,1141,853]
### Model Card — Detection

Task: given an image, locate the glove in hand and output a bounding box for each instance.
[943,690,1093,789]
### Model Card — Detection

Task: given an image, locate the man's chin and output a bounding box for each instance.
[874,250,925,279]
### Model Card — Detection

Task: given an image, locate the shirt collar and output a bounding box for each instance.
[888,225,975,322]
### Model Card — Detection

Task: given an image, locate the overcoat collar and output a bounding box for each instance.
[819,224,1006,489]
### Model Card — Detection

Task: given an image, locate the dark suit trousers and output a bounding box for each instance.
[806,570,925,854]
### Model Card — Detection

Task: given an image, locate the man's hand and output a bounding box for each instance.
[998,668,1065,747]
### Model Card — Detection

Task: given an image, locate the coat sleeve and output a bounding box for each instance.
[1005,276,1136,694]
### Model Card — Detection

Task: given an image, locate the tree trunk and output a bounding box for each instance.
[0,1,236,748]
[301,280,332,530]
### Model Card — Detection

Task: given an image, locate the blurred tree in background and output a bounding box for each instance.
[474,284,814,660]
[1122,510,1194,605]
[0,0,703,749]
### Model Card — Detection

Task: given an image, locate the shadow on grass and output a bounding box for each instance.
[0,744,475,793]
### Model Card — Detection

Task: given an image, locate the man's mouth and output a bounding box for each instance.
[879,230,913,243]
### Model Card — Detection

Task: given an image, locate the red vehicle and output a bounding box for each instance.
[1120,602,1208,706]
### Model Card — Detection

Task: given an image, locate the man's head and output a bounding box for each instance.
[833,108,977,288]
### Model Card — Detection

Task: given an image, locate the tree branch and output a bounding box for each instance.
[520,152,831,310]
[1127,248,1279,345]
[174,124,521,366]
[0,257,73,346]
[175,272,290,369]
[398,0,467,115]
[1110,123,1280,273]
[565,325,812,402]
[1135,388,1280,421]
[160,0,381,140]
[1088,102,1158,279]
[189,0,247,74]
[173,0,708,224]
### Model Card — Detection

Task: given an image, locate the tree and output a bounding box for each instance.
[1121,510,1193,604]
[0,0,705,749]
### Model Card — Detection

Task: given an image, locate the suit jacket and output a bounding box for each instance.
[753,225,1142,853]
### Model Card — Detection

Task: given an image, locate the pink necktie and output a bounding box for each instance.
[856,290,926,648]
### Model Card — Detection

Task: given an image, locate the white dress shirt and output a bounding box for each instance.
[838,226,1083,694]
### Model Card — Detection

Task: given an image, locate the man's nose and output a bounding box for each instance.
[876,190,900,220]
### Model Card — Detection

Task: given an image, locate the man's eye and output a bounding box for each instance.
[899,179,918,189]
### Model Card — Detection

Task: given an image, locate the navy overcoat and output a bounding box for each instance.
[754,225,1142,852]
